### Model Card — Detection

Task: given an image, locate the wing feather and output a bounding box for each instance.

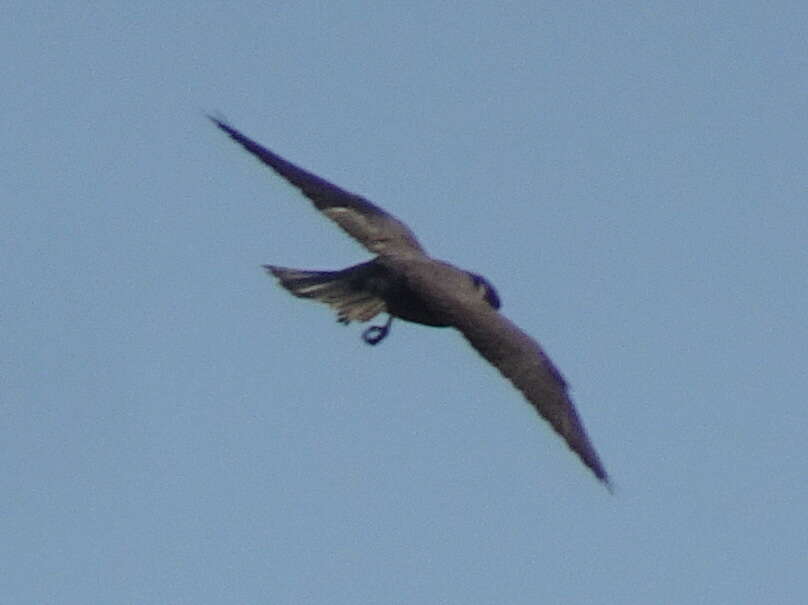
[211,117,424,257]
[454,308,610,486]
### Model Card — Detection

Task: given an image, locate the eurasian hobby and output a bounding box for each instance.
[211,117,610,488]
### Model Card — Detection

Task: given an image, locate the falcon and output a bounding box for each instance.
[211,117,611,488]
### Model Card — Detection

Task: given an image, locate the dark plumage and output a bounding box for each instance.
[211,117,611,488]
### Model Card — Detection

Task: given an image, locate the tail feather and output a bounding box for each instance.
[264,264,386,323]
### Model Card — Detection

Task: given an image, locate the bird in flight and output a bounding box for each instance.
[211,117,611,488]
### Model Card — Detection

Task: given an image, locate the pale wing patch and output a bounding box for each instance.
[322,207,379,249]
[322,207,421,256]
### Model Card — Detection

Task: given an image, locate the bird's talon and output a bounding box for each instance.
[362,325,388,345]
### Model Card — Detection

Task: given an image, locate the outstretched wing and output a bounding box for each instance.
[454,307,610,487]
[210,117,425,257]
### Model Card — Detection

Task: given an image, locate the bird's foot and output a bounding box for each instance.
[362,317,393,345]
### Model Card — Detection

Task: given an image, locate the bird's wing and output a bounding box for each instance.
[453,307,610,487]
[211,117,425,257]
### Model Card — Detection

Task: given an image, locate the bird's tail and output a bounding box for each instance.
[264,263,387,324]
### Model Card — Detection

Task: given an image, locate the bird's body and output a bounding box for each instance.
[211,117,611,488]
[271,257,501,326]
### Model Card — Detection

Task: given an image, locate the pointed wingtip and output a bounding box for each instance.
[600,474,616,495]
[262,264,282,279]
[206,111,227,126]
[590,464,614,494]
[208,113,235,135]
[575,441,612,493]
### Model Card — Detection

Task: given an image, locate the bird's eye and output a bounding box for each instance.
[484,283,501,310]
[471,273,502,310]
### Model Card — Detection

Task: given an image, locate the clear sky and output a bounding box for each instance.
[3,3,807,603]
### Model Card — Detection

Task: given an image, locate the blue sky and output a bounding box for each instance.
[3,3,807,603]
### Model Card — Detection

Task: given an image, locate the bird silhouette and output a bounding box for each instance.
[211,117,611,488]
